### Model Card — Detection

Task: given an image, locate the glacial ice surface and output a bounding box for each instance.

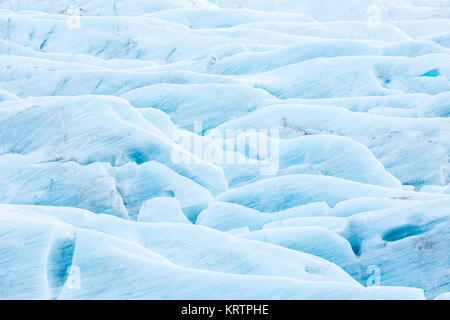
[0,0,449,300]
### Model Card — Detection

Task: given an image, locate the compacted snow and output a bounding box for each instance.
[0,0,449,300]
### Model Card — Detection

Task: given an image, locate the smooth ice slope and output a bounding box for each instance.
[138,197,190,223]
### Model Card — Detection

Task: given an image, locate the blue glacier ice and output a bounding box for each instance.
[0,0,449,300]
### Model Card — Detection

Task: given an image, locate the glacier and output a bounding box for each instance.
[0,0,449,300]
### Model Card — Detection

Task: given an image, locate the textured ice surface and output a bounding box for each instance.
[0,0,449,299]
